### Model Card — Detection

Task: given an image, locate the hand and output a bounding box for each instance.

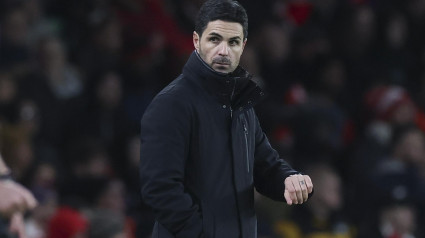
[284,174,313,205]
[0,180,37,218]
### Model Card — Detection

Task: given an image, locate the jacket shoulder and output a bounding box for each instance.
[158,74,197,101]
[141,75,194,123]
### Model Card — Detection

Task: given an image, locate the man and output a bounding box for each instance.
[139,1,313,237]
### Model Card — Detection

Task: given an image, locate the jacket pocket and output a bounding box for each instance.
[201,202,215,238]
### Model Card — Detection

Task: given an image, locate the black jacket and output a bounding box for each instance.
[140,51,299,238]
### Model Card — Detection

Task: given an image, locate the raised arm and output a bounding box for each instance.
[253,115,313,204]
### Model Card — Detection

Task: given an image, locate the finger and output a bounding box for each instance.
[8,182,37,210]
[284,178,297,204]
[1,204,16,219]
[290,177,303,204]
[304,175,314,194]
[6,195,26,216]
[20,188,38,210]
[9,212,26,238]
[284,190,292,205]
[298,177,308,202]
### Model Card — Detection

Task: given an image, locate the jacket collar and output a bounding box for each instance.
[183,50,265,110]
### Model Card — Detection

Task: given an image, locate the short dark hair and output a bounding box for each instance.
[195,0,248,39]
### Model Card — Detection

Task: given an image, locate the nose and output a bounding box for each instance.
[218,42,229,56]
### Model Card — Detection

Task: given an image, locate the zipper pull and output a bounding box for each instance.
[242,120,249,173]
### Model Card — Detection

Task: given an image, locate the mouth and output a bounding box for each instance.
[214,62,230,66]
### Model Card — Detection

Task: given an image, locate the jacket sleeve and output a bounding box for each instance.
[140,94,203,238]
[253,114,299,201]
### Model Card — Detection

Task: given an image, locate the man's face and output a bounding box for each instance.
[193,20,247,74]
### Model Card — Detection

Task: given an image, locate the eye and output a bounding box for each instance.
[229,40,240,46]
[209,37,219,43]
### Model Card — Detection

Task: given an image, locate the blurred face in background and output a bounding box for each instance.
[259,24,290,63]
[391,102,416,125]
[94,18,122,52]
[2,9,29,45]
[97,179,126,214]
[315,171,342,211]
[39,37,66,70]
[395,129,425,165]
[193,20,247,73]
[380,205,416,236]
[96,72,122,109]
[0,74,16,103]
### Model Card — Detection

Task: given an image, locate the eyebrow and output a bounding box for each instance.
[208,32,223,39]
[208,32,242,41]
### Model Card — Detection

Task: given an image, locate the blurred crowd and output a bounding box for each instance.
[1,0,425,237]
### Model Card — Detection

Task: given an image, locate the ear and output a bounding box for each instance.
[193,31,200,51]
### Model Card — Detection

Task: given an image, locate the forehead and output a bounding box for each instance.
[203,20,243,38]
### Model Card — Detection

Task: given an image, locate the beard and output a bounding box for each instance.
[198,47,235,73]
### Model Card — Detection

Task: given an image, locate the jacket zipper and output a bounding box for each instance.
[229,78,236,119]
[229,77,249,173]
[242,120,249,173]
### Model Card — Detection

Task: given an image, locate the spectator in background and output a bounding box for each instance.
[81,71,129,143]
[367,125,425,222]
[72,71,136,176]
[22,0,61,51]
[0,4,32,77]
[56,176,136,238]
[90,178,136,238]
[358,199,422,238]
[64,137,113,181]
[338,4,380,107]
[257,22,293,96]
[18,36,85,153]
[77,15,123,80]
[1,124,34,181]
[290,57,351,166]
[25,163,58,238]
[350,85,423,189]
[379,12,411,88]
[113,0,193,93]
[349,85,425,224]
[35,36,83,100]
[124,134,155,238]
[351,123,425,235]
[378,202,420,238]
[0,72,19,123]
[46,206,88,238]
[88,210,127,238]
